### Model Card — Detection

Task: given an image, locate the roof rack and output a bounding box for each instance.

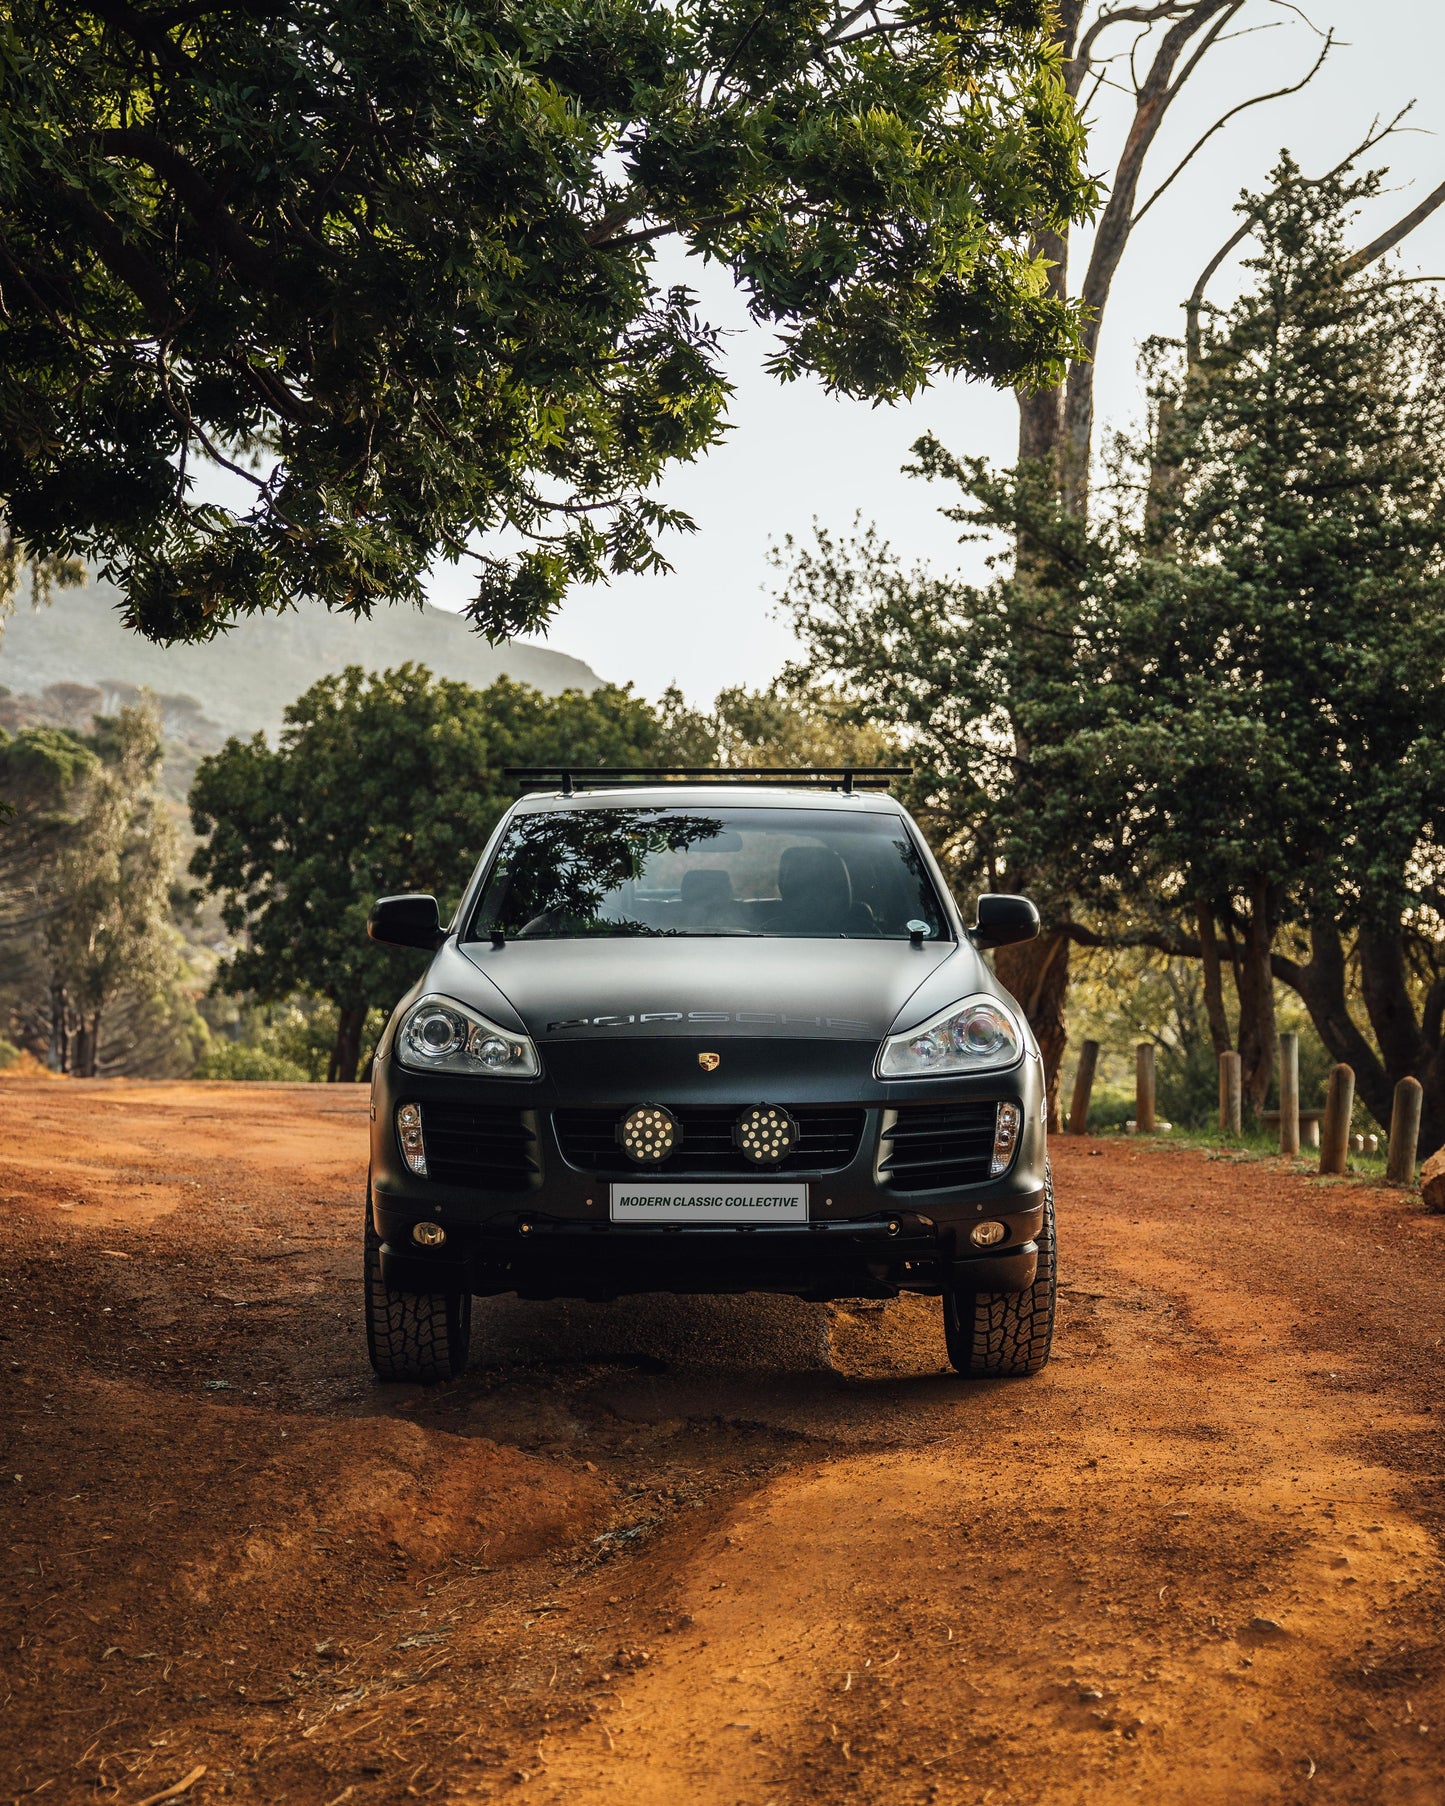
[504,765,913,796]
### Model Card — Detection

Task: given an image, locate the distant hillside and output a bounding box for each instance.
[0,576,602,742]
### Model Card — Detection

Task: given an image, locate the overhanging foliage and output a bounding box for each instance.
[0,0,1092,642]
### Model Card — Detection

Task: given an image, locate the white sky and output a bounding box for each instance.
[420,0,1445,705]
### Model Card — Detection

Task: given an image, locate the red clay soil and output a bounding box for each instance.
[2,1078,1445,1805]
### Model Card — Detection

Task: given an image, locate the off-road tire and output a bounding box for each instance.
[943,1163,1056,1378]
[364,1203,471,1382]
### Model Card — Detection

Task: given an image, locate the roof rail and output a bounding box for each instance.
[504,765,913,796]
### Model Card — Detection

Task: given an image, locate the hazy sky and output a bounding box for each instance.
[421,0,1445,704]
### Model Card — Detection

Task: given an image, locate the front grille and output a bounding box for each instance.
[554,1105,865,1176]
[418,1102,539,1190]
[880,1101,999,1191]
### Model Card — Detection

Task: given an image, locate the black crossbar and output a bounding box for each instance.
[504,765,913,796]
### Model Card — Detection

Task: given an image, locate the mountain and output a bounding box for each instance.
[0,576,602,742]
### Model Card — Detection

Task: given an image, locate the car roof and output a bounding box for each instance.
[510,784,910,816]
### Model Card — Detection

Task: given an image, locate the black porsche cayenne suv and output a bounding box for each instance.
[364,772,1054,1383]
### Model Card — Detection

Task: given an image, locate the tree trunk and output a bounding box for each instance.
[72,1008,101,1079]
[994,930,1070,1130]
[1288,921,1443,1160]
[1420,1036,1445,1162]
[47,983,68,1072]
[1196,899,1231,1055]
[1275,918,1392,1127]
[1358,927,1428,1078]
[329,1003,369,1084]
[1235,879,1279,1118]
[83,1010,103,1078]
[1378,947,1445,1152]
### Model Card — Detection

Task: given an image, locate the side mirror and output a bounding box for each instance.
[368,893,444,951]
[969,893,1040,951]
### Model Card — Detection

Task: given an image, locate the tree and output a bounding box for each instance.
[0,703,200,1074]
[655,676,900,769]
[773,490,1102,1117]
[0,535,84,650]
[1067,167,1445,1144]
[189,666,664,1080]
[42,704,192,1074]
[0,1,1092,647]
[791,162,1445,1147]
[977,7,1445,1106]
[969,1,1335,1096]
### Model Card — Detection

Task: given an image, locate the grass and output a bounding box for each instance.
[1086,1120,1408,1190]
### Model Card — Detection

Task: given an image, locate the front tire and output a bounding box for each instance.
[943,1164,1056,1378]
[364,1203,472,1382]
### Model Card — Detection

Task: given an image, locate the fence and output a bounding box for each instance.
[1064,1038,1423,1186]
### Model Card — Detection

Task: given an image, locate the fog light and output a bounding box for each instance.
[990,1102,1022,1176]
[618,1105,679,1164]
[971,1219,1007,1248]
[734,1104,798,1165]
[411,1219,447,1247]
[396,1102,427,1176]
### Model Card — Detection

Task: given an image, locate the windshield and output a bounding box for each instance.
[468,806,950,941]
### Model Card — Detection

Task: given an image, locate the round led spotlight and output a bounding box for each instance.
[618,1104,680,1165]
[734,1103,798,1166]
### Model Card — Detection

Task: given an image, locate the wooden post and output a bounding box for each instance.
[1319,1063,1354,1176]
[1068,1040,1100,1136]
[1387,1077,1424,1185]
[1219,1051,1242,1136]
[1278,1032,1299,1156]
[1135,1042,1156,1135]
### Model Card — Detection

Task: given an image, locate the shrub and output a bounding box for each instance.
[194,1042,309,1083]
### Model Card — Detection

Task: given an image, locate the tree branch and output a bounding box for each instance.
[1076,3,1203,73]
[92,128,274,287]
[584,193,650,249]
[1061,0,1241,508]
[63,189,176,325]
[1184,107,1416,363]
[1058,919,1203,957]
[226,354,315,426]
[822,1,879,46]
[1344,174,1445,273]
[1131,30,1333,227]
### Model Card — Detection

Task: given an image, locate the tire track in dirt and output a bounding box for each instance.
[2,1082,1445,1804]
[514,1156,1445,1805]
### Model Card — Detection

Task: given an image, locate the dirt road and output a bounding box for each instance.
[2,1078,1445,1805]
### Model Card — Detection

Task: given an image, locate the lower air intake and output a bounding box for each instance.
[880,1101,1001,1191]
[419,1103,539,1190]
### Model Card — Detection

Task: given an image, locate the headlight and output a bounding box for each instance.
[876,996,1023,1080]
[396,993,540,1079]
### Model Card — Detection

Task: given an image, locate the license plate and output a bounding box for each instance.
[608,1181,809,1225]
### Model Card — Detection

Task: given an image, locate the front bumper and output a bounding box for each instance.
[369,1035,1048,1301]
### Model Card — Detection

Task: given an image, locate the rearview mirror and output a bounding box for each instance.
[969,893,1040,951]
[368,893,444,951]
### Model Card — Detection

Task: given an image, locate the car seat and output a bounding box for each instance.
[776,846,877,936]
[678,866,739,929]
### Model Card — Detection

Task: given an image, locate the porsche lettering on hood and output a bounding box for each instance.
[453,936,984,1041]
[545,1010,871,1033]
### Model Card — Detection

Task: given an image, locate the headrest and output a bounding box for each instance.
[777,845,851,907]
[679,867,734,903]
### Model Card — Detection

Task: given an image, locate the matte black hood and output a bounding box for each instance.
[448,936,991,1042]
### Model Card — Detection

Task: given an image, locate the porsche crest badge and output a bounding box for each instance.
[698,1051,721,1073]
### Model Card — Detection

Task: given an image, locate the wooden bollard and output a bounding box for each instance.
[1278,1032,1300,1156]
[1319,1063,1354,1176]
[1387,1076,1424,1185]
[1219,1050,1242,1136]
[1069,1039,1100,1135]
[1136,1042,1156,1134]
